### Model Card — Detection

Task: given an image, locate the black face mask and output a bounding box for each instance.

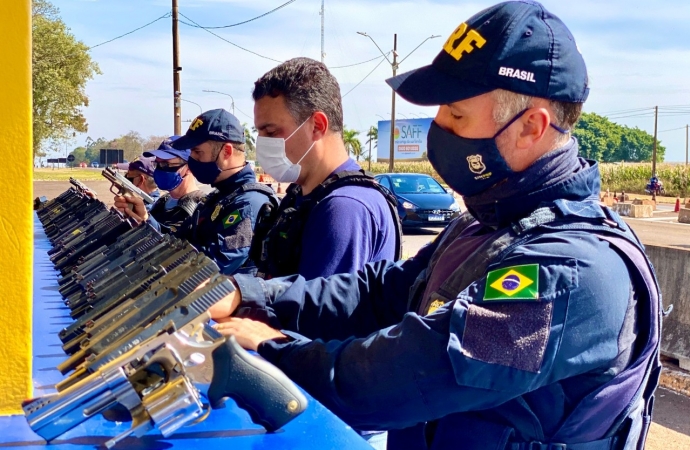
[427,109,568,197]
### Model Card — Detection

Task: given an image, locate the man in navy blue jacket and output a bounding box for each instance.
[208,2,662,450]
[116,109,277,275]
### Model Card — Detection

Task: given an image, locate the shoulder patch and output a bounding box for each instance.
[484,264,539,301]
[222,209,241,229]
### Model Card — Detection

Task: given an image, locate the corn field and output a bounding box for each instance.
[599,163,689,197]
[366,161,690,197]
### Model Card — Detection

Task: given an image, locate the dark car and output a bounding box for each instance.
[375,173,461,228]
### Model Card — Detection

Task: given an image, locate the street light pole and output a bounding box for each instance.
[357,32,440,172]
[181,98,203,115]
[389,34,398,172]
[203,90,235,115]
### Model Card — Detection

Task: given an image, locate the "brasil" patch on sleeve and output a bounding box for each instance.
[483,264,539,301]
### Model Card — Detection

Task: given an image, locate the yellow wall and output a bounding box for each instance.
[0,0,33,414]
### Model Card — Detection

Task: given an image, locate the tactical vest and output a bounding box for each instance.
[401,198,662,450]
[250,170,403,279]
[149,190,205,230]
[190,183,279,248]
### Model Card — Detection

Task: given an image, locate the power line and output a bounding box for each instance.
[88,12,171,50]
[330,53,389,69]
[181,0,297,29]
[234,105,254,120]
[342,56,388,98]
[601,107,654,115]
[178,12,282,63]
[659,126,687,133]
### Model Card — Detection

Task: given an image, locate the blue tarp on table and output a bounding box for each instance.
[0,214,370,450]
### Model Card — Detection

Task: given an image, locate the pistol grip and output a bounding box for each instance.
[208,336,307,432]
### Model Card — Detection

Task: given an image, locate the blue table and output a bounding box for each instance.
[0,214,371,449]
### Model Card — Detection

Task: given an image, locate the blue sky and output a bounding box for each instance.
[50,0,690,161]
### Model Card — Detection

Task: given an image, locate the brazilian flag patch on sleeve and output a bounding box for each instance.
[222,210,241,229]
[484,264,539,301]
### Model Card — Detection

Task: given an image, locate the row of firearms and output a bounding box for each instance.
[25,179,307,448]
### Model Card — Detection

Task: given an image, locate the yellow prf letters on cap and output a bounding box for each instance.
[443,23,487,61]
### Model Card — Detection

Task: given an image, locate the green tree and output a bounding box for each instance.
[243,123,256,160]
[84,136,109,163]
[109,131,145,162]
[572,112,665,162]
[68,146,88,164]
[343,127,363,161]
[32,0,101,158]
[141,135,171,154]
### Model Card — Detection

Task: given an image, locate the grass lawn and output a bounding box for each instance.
[34,168,105,181]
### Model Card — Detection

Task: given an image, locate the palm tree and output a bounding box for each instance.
[343,127,363,161]
[365,126,377,170]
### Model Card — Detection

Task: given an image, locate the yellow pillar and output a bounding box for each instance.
[0,0,33,414]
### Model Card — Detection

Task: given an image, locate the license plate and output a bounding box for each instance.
[428,214,445,221]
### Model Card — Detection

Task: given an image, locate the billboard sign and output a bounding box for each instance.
[377,118,432,161]
[100,148,125,166]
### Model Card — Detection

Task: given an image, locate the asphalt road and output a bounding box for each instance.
[33,181,690,447]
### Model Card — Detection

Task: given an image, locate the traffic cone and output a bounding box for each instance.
[259,173,265,183]
[675,196,681,212]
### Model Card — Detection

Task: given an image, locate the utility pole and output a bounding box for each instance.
[172,0,182,134]
[686,124,688,167]
[357,32,439,171]
[320,0,325,63]
[651,106,658,176]
[651,105,658,201]
[389,34,398,173]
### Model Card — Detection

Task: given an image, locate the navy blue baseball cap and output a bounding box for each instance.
[128,157,156,177]
[386,0,589,106]
[172,108,244,150]
[143,136,191,161]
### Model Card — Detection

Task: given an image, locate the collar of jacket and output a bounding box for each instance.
[211,164,256,193]
[464,139,601,228]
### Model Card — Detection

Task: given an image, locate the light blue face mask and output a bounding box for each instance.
[153,165,185,191]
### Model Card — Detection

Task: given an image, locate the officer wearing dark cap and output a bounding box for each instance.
[142,136,205,233]
[118,109,278,275]
[207,2,662,449]
[125,157,160,211]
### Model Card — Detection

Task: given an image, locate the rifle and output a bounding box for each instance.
[102,167,154,206]
[24,318,308,447]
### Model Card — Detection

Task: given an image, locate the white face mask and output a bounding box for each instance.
[256,118,316,183]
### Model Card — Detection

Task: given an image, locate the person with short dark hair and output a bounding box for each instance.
[245,57,401,281]
[115,109,278,275]
[208,2,662,450]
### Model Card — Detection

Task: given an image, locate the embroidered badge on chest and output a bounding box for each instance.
[484,264,539,300]
[211,204,222,221]
[426,299,446,315]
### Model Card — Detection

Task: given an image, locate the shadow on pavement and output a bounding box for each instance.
[403,228,442,236]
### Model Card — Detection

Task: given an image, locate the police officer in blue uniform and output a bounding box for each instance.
[125,157,160,211]
[142,136,206,233]
[118,109,278,274]
[208,2,662,449]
